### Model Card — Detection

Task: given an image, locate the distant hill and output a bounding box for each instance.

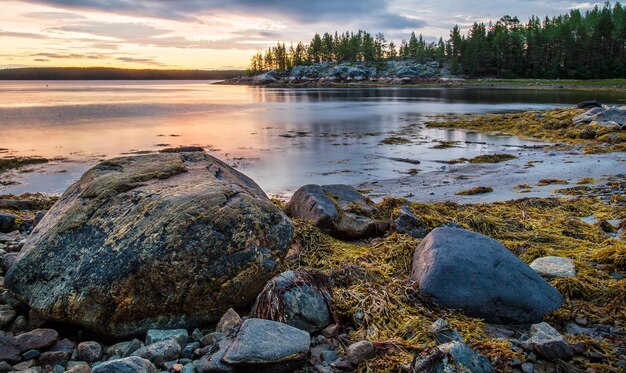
[0,67,245,80]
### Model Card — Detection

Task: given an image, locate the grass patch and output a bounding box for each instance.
[431,140,460,149]
[456,186,494,195]
[426,108,626,153]
[0,156,48,174]
[380,136,412,145]
[576,177,597,185]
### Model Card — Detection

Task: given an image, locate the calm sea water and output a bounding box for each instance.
[0,80,623,195]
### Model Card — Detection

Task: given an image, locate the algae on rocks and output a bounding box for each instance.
[5,151,294,338]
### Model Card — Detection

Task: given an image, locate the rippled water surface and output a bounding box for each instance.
[0,80,623,194]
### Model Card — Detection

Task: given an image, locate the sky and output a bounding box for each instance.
[0,0,609,70]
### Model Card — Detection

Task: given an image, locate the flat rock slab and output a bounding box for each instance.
[222,318,310,371]
[530,256,576,278]
[410,227,563,324]
[15,328,58,352]
[92,356,157,373]
[5,152,293,338]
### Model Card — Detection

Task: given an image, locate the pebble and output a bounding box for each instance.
[23,349,41,360]
[321,350,339,363]
[78,341,103,363]
[521,362,535,373]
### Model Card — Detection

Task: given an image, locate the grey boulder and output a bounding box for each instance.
[221,318,311,372]
[5,152,293,338]
[410,227,563,324]
[131,339,181,367]
[252,269,333,333]
[92,356,157,373]
[285,184,387,239]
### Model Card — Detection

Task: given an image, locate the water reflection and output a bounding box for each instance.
[0,81,619,194]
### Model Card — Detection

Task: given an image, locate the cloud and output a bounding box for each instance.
[31,52,104,59]
[24,0,426,29]
[47,21,172,40]
[23,11,85,19]
[116,56,166,66]
[0,29,49,39]
[34,58,50,61]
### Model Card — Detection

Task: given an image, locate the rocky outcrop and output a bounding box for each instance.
[285,184,388,239]
[530,256,576,278]
[573,105,626,129]
[5,151,294,338]
[410,227,563,324]
[252,270,334,333]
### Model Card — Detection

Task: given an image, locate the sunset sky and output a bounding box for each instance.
[0,0,607,70]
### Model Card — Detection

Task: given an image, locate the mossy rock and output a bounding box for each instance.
[5,152,293,338]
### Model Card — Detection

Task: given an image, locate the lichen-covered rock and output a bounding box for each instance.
[221,318,310,372]
[410,227,563,324]
[530,256,576,278]
[285,184,387,239]
[410,341,494,373]
[527,322,573,361]
[5,152,293,338]
[252,270,333,333]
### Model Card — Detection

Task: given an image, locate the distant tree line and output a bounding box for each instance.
[249,2,626,79]
[0,67,245,80]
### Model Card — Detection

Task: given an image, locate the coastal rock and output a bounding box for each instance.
[5,152,293,338]
[131,339,181,367]
[530,256,576,278]
[410,227,563,324]
[527,322,573,361]
[216,308,241,334]
[252,270,333,333]
[77,341,102,363]
[0,333,20,363]
[145,329,188,347]
[221,318,311,372]
[394,205,429,238]
[0,213,16,233]
[346,340,375,365]
[15,328,59,352]
[573,105,626,129]
[577,100,602,109]
[285,184,387,239]
[573,107,604,124]
[410,341,494,373]
[91,357,157,373]
[428,319,463,344]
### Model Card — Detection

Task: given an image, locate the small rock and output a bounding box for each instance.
[530,256,576,278]
[410,341,494,373]
[570,342,586,355]
[27,309,46,329]
[321,324,340,338]
[527,322,573,360]
[181,342,199,359]
[428,318,463,343]
[321,350,339,363]
[15,328,59,352]
[588,351,604,361]
[181,363,196,373]
[216,308,241,334]
[145,329,188,347]
[65,364,92,373]
[131,339,181,367]
[0,213,16,233]
[38,350,71,367]
[191,328,202,342]
[77,341,102,363]
[346,340,375,365]
[51,338,76,353]
[575,316,587,326]
[91,356,157,373]
[0,333,21,363]
[122,339,143,358]
[23,349,41,360]
[199,332,223,347]
[0,305,16,328]
[521,362,535,373]
[394,205,428,238]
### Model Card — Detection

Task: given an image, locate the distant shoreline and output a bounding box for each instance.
[0,67,245,80]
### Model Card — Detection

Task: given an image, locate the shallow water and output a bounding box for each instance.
[0,81,623,195]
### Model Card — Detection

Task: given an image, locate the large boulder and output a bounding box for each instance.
[285,184,387,239]
[252,270,333,333]
[410,227,563,324]
[5,152,293,338]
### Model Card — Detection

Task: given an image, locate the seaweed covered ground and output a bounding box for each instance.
[425,108,626,154]
[279,187,625,372]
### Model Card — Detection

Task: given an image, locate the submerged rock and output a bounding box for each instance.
[410,341,494,373]
[5,152,293,338]
[285,184,388,239]
[410,227,563,324]
[530,256,576,278]
[252,269,333,333]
